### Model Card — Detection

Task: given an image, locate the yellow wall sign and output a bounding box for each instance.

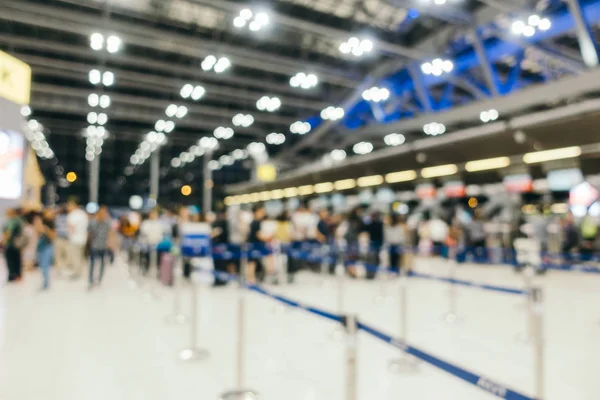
[0,50,32,105]
[257,163,277,182]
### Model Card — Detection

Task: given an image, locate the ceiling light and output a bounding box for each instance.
[213,126,234,140]
[21,106,31,117]
[191,85,206,100]
[201,55,217,71]
[290,121,311,135]
[357,175,383,187]
[208,160,221,171]
[236,9,269,31]
[266,132,285,145]
[523,146,581,164]
[247,141,266,154]
[330,149,346,161]
[106,35,121,53]
[155,120,166,132]
[89,69,101,84]
[353,141,373,155]
[314,182,334,193]
[166,104,178,117]
[298,185,314,196]
[256,96,281,112]
[384,133,405,146]
[102,71,114,86]
[290,72,318,89]
[164,121,175,133]
[362,87,390,103]
[480,109,499,123]
[421,164,458,178]
[97,113,108,126]
[283,187,298,198]
[232,149,247,160]
[385,170,417,183]
[87,112,98,124]
[320,106,345,121]
[90,33,104,50]
[334,179,356,191]
[423,122,446,136]
[421,58,454,76]
[465,157,510,172]
[88,94,99,107]
[199,136,219,150]
[219,155,234,166]
[340,37,374,57]
[99,95,110,108]
[232,113,254,127]
[176,105,188,118]
[214,57,231,73]
[181,84,194,98]
[512,15,551,37]
[171,158,182,168]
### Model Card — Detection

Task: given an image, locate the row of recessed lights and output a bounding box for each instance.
[226,146,582,205]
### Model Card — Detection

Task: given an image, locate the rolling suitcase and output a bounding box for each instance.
[160,253,174,286]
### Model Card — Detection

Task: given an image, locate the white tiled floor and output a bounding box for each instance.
[0,257,599,400]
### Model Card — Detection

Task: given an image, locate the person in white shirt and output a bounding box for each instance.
[139,209,165,274]
[428,214,449,255]
[66,200,89,279]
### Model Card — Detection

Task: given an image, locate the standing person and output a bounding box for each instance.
[212,210,231,286]
[87,206,113,289]
[66,199,89,279]
[21,211,38,273]
[385,214,407,273]
[34,210,56,290]
[2,208,25,282]
[342,208,365,276]
[465,210,487,263]
[247,205,270,283]
[560,212,579,263]
[139,208,165,275]
[53,207,70,276]
[364,211,384,279]
[428,213,449,256]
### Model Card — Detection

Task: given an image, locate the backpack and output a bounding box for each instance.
[11,223,29,250]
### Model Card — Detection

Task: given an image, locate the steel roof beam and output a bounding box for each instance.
[14,53,322,122]
[185,0,429,60]
[0,34,325,100]
[388,0,473,24]
[565,0,600,67]
[2,1,360,87]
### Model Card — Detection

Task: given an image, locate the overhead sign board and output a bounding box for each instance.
[0,130,24,200]
[0,50,31,105]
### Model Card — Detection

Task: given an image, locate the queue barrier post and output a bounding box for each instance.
[531,287,545,399]
[221,244,259,399]
[165,253,188,325]
[344,314,358,400]
[331,244,346,340]
[178,262,209,362]
[373,244,392,305]
[320,244,330,286]
[443,245,461,324]
[388,267,419,373]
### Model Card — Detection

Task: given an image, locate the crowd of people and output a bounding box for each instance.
[2,198,598,289]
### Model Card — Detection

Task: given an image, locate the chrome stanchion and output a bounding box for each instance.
[221,244,258,399]
[374,244,391,305]
[178,265,209,362]
[388,267,419,373]
[320,244,330,286]
[443,246,461,324]
[344,314,358,400]
[166,251,188,324]
[331,246,346,340]
[517,266,536,344]
[531,287,545,399]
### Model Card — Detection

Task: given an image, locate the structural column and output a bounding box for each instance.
[566,0,600,67]
[89,155,100,204]
[150,150,160,204]
[202,151,213,214]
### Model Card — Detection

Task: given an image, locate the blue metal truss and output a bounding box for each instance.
[304,0,600,135]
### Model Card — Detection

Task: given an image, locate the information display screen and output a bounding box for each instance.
[0,130,24,200]
[547,168,583,192]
